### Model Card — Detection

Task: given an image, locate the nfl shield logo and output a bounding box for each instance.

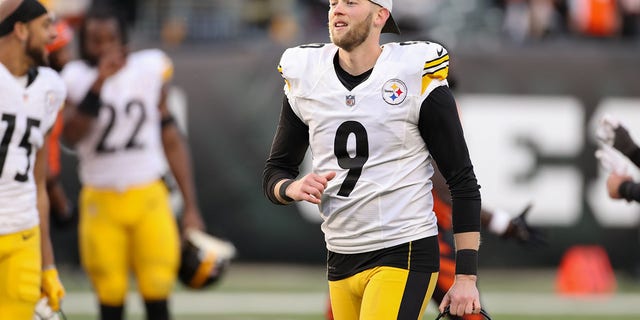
[345,95,356,107]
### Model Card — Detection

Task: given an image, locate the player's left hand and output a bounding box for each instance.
[439,275,481,316]
[41,267,65,311]
[501,204,547,247]
[181,205,205,233]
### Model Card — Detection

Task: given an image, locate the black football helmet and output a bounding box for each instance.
[178,229,236,289]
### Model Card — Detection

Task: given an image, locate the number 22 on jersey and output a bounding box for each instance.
[95,99,147,154]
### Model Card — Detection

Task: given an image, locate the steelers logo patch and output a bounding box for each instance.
[382,79,407,105]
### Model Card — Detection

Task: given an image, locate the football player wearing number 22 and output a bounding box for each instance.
[263,0,483,319]
[60,7,206,320]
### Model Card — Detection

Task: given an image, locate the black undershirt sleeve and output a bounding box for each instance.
[262,95,310,204]
[418,85,481,233]
[619,180,640,203]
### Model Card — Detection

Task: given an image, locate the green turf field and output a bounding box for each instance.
[56,263,640,320]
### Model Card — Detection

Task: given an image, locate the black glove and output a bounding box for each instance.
[501,204,547,247]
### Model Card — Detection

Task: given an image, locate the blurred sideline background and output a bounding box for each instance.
[45,0,640,318]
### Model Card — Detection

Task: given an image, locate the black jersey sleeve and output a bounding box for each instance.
[262,95,310,204]
[418,85,481,233]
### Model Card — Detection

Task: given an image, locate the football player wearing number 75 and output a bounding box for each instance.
[263,0,483,318]
[60,7,206,320]
[0,0,66,318]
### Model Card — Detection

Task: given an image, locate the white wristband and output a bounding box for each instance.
[488,209,511,235]
[42,264,56,271]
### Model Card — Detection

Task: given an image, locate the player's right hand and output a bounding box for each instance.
[288,172,336,204]
[97,45,126,81]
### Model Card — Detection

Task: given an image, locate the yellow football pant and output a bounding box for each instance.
[79,180,179,306]
[0,226,41,319]
[329,266,438,320]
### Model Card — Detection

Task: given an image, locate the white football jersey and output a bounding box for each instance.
[62,50,172,190]
[0,64,65,234]
[279,41,450,254]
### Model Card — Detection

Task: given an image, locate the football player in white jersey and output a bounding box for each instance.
[0,0,66,318]
[61,8,205,320]
[264,0,483,318]
[596,116,640,202]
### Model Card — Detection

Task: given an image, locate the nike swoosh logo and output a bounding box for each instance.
[22,232,34,241]
[436,47,444,56]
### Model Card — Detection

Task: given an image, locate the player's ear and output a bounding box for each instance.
[372,5,390,30]
[13,21,29,42]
